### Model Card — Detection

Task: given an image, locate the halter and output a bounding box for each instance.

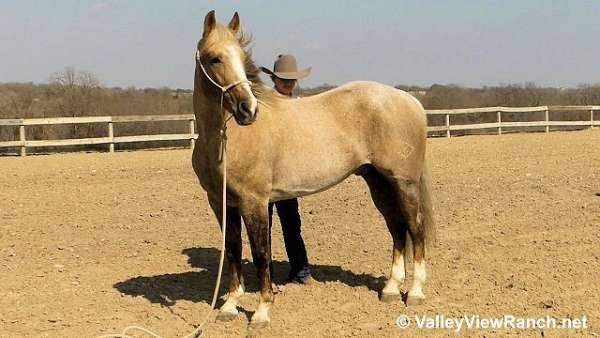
[196,50,252,93]
[195,50,253,161]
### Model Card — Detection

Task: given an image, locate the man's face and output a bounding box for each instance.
[273,77,297,96]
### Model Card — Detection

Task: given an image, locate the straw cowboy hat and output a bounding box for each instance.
[260,54,311,80]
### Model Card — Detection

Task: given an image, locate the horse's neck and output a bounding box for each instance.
[196,105,223,136]
[194,91,227,159]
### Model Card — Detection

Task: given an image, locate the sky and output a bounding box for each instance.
[1,1,599,89]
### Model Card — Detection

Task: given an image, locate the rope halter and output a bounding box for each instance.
[195,49,254,161]
[196,50,252,96]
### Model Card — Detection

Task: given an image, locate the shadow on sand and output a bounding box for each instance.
[114,247,386,306]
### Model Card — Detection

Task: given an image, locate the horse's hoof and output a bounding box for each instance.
[380,293,400,303]
[216,311,238,322]
[248,320,270,330]
[406,296,425,306]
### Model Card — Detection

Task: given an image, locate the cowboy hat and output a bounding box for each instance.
[260,54,311,80]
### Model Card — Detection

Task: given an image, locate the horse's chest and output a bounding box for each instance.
[192,152,222,193]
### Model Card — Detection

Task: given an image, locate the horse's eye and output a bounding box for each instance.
[210,57,221,64]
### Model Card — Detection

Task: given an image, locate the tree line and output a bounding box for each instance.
[0,68,598,150]
[2,68,599,120]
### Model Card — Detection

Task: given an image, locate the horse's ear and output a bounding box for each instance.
[203,10,216,38]
[228,12,240,34]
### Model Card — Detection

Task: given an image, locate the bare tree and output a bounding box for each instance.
[50,66,77,89]
[50,67,101,90]
[77,70,102,89]
[47,67,103,139]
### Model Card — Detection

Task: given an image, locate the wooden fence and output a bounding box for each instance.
[427,105,598,137]
[0,114,196,156]
[0,105,598,156]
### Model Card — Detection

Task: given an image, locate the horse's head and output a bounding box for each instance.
[196,11,258,126]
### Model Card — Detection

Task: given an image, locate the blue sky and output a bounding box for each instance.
[1,1,599,88]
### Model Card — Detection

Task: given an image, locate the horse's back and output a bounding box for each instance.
[307,80,426,132]
[312,81,428,166]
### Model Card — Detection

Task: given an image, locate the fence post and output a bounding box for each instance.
[108,120,114,152]
[445,113,450,138]
[591,109,595,129]
[545,109,550,133]
[497,111,502,135]
[189,118,195,150]
[19,123,26,156]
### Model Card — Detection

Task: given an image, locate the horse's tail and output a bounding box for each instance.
[419,161,436,248]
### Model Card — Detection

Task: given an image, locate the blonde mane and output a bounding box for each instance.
[197,24,283,110]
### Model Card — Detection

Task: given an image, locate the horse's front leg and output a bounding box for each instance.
[240,197,273,329]
[208,198,245,321]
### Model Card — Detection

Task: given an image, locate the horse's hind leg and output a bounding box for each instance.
[397,182,428,306]
[362,167,408,303]
[208,198,245,321]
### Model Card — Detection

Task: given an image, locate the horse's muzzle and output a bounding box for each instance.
[234,103,258,126]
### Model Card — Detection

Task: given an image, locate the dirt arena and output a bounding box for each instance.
[1,130,599,338]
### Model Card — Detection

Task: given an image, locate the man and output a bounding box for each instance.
[260,54,314,285]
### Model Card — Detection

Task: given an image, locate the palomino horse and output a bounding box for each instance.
[192,11,435,329]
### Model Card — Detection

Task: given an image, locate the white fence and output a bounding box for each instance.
[0,106,598,156]
[0,114,195,156]
[427,105,598,138]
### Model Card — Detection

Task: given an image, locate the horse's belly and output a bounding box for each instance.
[269,165,358,202]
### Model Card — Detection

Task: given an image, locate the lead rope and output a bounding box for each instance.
[96,52,248,338]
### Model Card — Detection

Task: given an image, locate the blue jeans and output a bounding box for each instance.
[268,198,311,280]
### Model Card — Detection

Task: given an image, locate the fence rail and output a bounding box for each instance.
[427,105,598,138]
[0,114,196,156]
[0,106,598,156]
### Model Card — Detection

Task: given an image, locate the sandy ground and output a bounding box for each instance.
[1,130,599,338]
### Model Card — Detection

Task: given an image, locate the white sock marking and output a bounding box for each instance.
[408,260,426,298]
[220,283,244,314]
[383,253,406,295]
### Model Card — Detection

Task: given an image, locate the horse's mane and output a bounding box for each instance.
[198,24,282,110]
[236,30,282,109]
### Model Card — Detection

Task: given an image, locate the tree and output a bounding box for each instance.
[48,67,102,116]
[50,67,101,89]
